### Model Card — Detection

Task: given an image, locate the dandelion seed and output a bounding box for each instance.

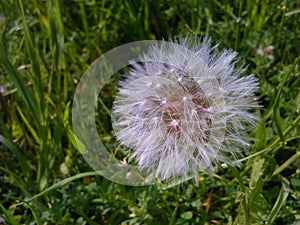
[112,37,259,184]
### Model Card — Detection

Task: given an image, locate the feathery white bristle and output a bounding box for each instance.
[112,37,259,183]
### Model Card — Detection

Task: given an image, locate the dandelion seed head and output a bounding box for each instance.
[112,37,259,184]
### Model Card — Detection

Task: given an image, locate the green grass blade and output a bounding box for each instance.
[266,177,290,224]
[273,56,300,141]
[0,203,21,225]
[272,151,300,176]
[17,0,44,115]
[16,105,41,145]
[21,201,42,225]
[0,166,33,197]
[0,55,41,125]
[64,101,87,153]
[27,171,99,202]
[0,135,32,179]
[238,114,300,162]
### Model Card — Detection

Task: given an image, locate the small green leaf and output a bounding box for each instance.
[254,118,267,150]
[250,158,265,189]
[291,178,300,189]
[180,211,193,220]
[249,177,263,208]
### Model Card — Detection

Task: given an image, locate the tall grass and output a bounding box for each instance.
[0,0,299,224]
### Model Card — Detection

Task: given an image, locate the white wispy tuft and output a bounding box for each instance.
[112,37,259,184]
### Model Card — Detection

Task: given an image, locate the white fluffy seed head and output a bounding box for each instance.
[112,37,259,184]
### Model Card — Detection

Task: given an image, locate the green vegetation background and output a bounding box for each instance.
[0,0,299,224]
